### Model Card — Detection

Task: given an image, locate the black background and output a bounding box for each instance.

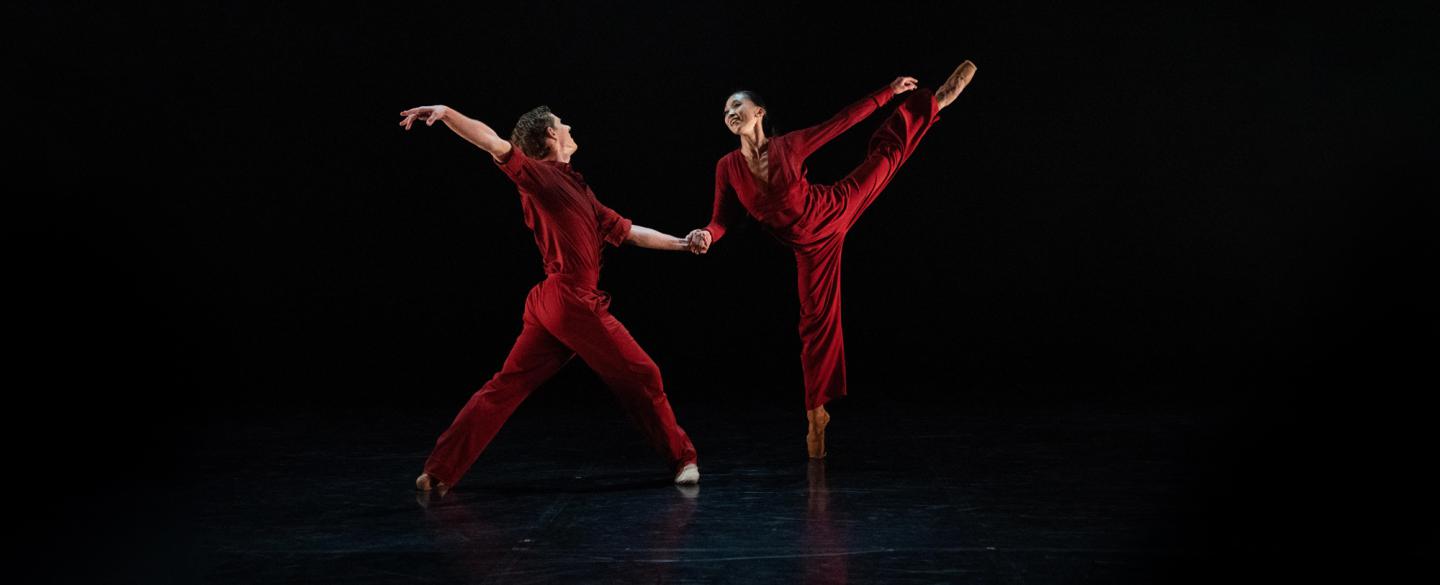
[15,1,1436,580]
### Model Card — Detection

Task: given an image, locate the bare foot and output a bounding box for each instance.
[806,406,831,459]
[415,472,450,497]
[935,60,978,110]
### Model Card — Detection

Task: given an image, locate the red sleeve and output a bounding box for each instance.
[594,200,633,247]
[703,156,744,243]
[492,146,542,192]
[784,85,895,159]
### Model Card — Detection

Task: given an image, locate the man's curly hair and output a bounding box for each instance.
[510,106,556,159]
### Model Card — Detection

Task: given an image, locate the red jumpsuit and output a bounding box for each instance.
[705,86,941,410]
[423,147,698,487]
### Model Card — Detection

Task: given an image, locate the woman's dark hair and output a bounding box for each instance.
[510,105,555,158]
[731,90,776,135]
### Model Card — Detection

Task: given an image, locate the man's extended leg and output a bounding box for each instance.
[420,320,573,491]
[547,292,699,476]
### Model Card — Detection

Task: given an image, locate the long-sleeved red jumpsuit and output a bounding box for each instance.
[423,147,698,487]
[705,87,940,410]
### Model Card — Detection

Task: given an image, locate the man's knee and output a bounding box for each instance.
[630,360,664,392]
[608,359,664,398]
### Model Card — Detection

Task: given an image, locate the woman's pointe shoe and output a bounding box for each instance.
[935,60,978,110]
[806,407,831,459]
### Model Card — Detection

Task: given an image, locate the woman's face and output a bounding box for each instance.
[723,93,764,135]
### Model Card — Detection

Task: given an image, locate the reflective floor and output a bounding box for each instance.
[111,388,1428,584]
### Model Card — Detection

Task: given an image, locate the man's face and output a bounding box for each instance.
[549,115,577,156]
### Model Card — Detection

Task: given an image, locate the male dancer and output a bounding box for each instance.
[399,103,700,496]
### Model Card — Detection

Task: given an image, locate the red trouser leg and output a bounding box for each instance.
[789,89,941,411]
[423,280,698,484]
[544,284,699,472]
[833,88,941,230]
[422,317,574,486]
[795,234,847,411]
[553,295,699,471]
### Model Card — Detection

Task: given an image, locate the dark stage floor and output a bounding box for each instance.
[107,386,1425,584]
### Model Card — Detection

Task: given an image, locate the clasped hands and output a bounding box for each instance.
[683,229,712,255]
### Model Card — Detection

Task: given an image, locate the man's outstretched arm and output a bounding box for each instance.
[400,105,514,160]
[625,225,689,251]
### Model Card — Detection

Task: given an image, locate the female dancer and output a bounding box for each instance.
[686,61,977,458]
